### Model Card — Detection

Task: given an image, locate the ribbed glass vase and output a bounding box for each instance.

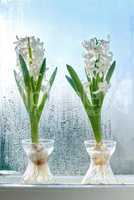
[22,139,54,184]
[82,140,117,184]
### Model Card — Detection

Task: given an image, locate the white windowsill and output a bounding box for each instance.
[0,175,134,200]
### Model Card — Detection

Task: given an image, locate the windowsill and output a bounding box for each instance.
[0,175,134,200]
[0,175,134,187]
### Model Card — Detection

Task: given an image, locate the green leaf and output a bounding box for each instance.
[33,58,46,105]
[31,76,36,92]
[49,67,57,86]
[30,76,37,103]
[36,58,46,92]
[19,54,31,90]
[38,93,48,119]
[14,70,28,112]
[66,65,91,110]
[65,75,78,94]
[106,61,116,83]
[67,65,84,96]
[37,67,57,120]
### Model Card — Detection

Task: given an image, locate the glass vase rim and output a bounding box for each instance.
[22,138,54,145]
[84,139,116,145]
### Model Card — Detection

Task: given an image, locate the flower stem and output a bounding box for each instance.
[27,37,33,65]
[88,111,102,144]
[30,118,39,144]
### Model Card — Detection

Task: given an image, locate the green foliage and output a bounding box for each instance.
[38,67,57,119]
[19,54,31,90]
[66,62,116,143]
[14,54,57,143]
[65,75,78,94]
[66,65,91,111]
[35,58,46,104]
[106,61,116,83]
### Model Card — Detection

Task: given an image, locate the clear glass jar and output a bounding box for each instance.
[82,140,117,184]
[22,139,54,184]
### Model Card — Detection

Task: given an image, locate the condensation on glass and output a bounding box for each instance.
[0,0,134,176]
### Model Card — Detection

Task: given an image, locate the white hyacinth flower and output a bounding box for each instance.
[15,36,45,80]
[85,61,96,77]
[82,37,113,77]
[94,81,111,94]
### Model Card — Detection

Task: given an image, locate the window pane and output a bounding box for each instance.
[0,0,133,175]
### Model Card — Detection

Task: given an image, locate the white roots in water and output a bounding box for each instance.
[23,144,53,184]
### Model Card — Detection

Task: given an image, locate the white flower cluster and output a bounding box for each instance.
[15,36,45,80]
[82,37,113,76]
[82,37,113,94]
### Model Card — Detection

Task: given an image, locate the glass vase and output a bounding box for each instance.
[22,139,54,184]
[82,140,117,184]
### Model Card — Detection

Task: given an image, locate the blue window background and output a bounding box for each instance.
[0,0,134,175]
